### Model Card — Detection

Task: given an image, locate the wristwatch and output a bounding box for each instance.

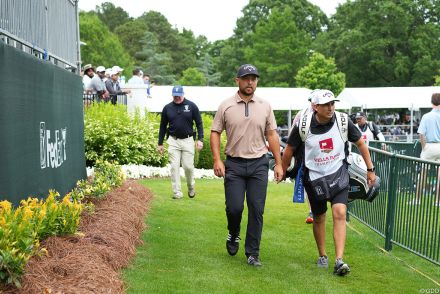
[367,167,375,172]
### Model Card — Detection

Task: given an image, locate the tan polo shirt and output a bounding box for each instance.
[211,92,277,158]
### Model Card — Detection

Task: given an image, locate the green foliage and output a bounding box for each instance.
[96,2,131,32]
[434,69,440,86]
[138,11,196,77]
[136,32,175,85]
[295,52,346,96]
[235,0,328,41]
[79,12,133,72]
[70,160,125,202]
[318,0,440,86]
[114,19,147,59]
[178,68,207,86]
[0,191,83,287]
[79,1,440,89]
[84,103,167,167]
[0,161,125,287]
[274,110,289,127]
[197,53,222,86]
[243,7,311,87]
[195,114,226,169]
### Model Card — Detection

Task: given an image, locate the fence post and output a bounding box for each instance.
[384,154,398,251]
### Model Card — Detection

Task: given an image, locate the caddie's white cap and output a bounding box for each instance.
[310,89,339,105]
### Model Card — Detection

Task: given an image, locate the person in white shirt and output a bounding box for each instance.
[354,112,385,145]
[82,64,95,91]
[127,68,144,85]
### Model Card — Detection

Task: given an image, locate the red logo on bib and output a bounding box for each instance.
[319,138,334,153]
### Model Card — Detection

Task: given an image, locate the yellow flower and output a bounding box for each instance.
[62,195,71,206]
[0,200,12,213]
[23,207,33,220]
[38,208,46,219]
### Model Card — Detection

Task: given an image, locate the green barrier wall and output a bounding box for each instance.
[0,43,86,206]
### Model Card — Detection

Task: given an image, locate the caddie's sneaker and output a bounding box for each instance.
[333,259,350,276]
[306,212,314,224]
[317,255,328,268]
[247,255,262,267]
[172,193,183,199]
[226,233,240,256]
[188,188,196,198]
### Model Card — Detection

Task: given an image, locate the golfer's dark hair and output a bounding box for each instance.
[132,68,141,75]
[432,93,440,106]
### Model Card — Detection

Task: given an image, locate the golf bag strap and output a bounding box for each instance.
[299,111,348,143]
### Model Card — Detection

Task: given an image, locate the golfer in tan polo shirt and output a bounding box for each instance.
[210,64,283,267]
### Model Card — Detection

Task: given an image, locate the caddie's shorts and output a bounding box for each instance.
[304,184,348,216]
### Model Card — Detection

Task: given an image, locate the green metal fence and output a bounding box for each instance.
[369,140,422,157]
[349,146,439,265]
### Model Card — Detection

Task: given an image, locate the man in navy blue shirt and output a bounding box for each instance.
[158,86,204,199]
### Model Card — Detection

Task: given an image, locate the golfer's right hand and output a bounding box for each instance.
[213,160,225,178]
[157,145,164,154]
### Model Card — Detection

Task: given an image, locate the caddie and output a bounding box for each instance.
[278,89,376,276]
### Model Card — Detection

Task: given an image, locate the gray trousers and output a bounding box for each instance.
[224,155,269,257]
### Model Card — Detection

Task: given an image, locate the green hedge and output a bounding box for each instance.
[195,114,226,169]
[84,103,167,166]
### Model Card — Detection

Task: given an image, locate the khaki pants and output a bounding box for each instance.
[167,136,195,197]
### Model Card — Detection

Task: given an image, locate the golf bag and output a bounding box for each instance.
[347,153,380,202]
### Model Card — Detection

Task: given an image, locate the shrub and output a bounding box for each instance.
[70,160,125,202]
[195,114,226,169]
[84,103,167,166]
[0,191,83,287]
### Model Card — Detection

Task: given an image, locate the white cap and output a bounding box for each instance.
[112,65,123,73]
[96,66,105,72]
[109,69,119,76]
[310,89,339,105]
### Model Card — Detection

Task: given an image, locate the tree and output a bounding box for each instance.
[197,53,221,86]
[95,2,131,32]
[435,70,440,86]
[235,0,328,41]
[243,7,311,87]
[317,0,440,87]
[114,19,147,59]
[136,32,175,85]
[177,68,207,86]
[216,0,327,87]
[79,12,133,71]
[295,52,345,96]
[138,11,196,77]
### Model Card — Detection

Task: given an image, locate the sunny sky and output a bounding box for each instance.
[78,0,346,42]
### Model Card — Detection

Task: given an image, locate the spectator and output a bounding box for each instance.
[210,64,283,267]
[157,86,204,199]
[82,64,94,91]
[89,66,109,101]
[410,93,440,206]
[127,68,144,85]
[105,70,131,104]
[143,74,152,98]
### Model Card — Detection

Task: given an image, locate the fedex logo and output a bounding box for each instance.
[319,138,333,153]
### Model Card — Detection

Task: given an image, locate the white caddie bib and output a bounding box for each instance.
[304,122,345,181]
[356,124,374,146]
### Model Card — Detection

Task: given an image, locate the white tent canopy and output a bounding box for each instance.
[337,86,440,109]
[123,85,353,113]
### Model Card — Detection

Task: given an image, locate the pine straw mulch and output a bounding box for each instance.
[1,179,154,294]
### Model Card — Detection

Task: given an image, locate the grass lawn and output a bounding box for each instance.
[123,178,440,293]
